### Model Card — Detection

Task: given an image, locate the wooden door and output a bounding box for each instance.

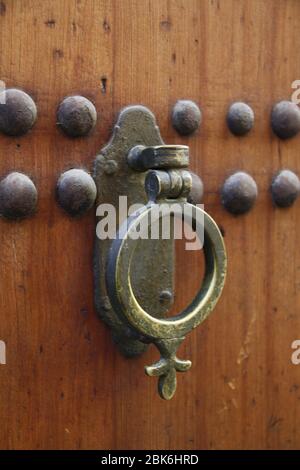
[0,0,300,450]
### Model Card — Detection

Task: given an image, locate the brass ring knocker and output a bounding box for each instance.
[94,105,227,400]
[106,201,226,400]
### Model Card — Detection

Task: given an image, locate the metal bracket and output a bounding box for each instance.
[93,106,174,357]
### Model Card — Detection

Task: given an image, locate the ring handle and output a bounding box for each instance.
[106,201,227,399]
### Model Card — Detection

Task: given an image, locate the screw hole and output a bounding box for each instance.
[100,76,107,94]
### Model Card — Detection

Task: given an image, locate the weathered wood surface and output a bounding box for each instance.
[0,0,300,449]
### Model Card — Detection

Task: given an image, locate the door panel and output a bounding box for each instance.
[0,0,300,449]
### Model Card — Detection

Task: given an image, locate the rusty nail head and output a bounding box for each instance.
[271,170,300,208]
[271,101,300,139]
[227,102,254,136]
[0,172,38,219]
[221,171,258,215]
[0,89,37,137]
[172,100,202,136]
[57,169,97,217]
[57,96,97,137]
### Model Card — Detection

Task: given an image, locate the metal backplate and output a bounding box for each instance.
[93,105,174,357]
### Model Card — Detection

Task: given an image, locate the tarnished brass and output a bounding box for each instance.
[94,106,175,357]
[94,105,227,400]
[106,201,227,399]
[127,145,189,171]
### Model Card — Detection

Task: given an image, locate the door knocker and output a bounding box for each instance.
[94,105,227,400]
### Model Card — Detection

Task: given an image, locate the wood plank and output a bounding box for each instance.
[0,0,299,449]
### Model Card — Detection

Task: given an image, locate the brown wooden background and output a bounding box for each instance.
[0,0,300,450]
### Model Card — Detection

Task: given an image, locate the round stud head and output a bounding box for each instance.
[0,172,38,219]
[57,169,97,217]
[0,89,37,136]
[221,171,258,215]
[172,100,202,135]
[227,102,254,136]
[57,96,97,137]
[271,170,300,208]
[271,101,300,139]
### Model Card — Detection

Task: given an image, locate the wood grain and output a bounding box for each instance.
[0,0,300,449]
